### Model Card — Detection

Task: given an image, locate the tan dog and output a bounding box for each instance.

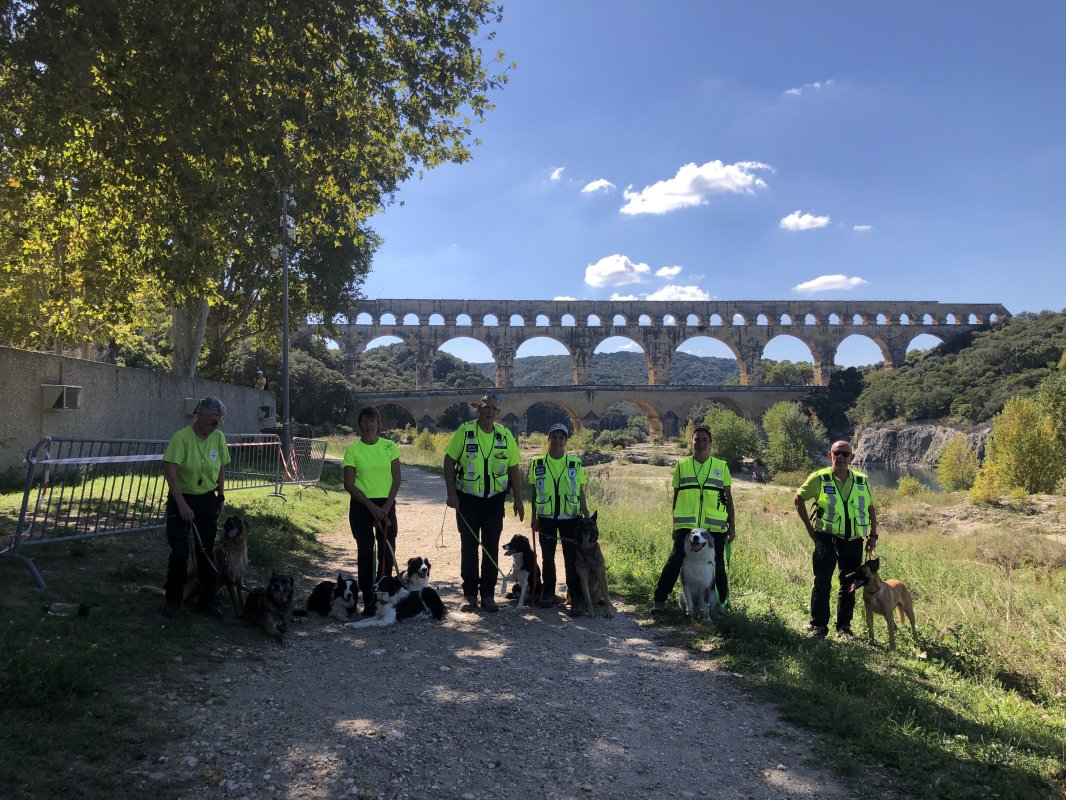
[213,516,249,614]
[845,558,918,650]
[243,572,295,641]
[572,511,614,618]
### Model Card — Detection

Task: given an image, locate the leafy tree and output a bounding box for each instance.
[762,359,814,386]
[807,366,865,437]
[761,401,827,477]
[936,434,978,492]
[702,404,759,469]
[971,396,1060,500]
[1037,370,1066,465]
[1,1,508,372]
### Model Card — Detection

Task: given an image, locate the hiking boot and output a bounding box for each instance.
[460,596,479,612]
[651,600,666,615]
[567,606,585,618]
[539,598,554,609]
[836,627,856,640]
[808,625,829,640]
[163,602,186,619]
[480,595,499,613]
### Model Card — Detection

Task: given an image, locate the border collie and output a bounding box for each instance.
[346,574,446,629]
[401,556,433,593]
[306,573,358,621]
[502,534,541,609]
[679,529,718,619]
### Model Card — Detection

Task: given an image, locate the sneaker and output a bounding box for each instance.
[163,602,186,619]
[808,625,829,640]
[460,596,479,612]
[480,596,499,613]
[651,600,666,615]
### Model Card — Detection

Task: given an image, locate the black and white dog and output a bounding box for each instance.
[305,573,358,621]
[400,556,433,593]
[678,529,718,619]
[346,572,446,629]
[501,534,542,610]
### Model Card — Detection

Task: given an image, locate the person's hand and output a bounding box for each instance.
[216,494,225,517]
[727,528,736,544]
[178,500,195,522]
[446,490,458,509]
[865,534,878,556]
[513,499,525,522]
[530,517,539,534]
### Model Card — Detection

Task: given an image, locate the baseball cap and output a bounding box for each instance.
[547,423,570,438]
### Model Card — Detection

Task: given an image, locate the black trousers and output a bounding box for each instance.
[165,492,220,605]
[349,498,398,609]
[455,491,506,598]
[654,528,730,606]
[536,517,579,601]
[810,531,864,630]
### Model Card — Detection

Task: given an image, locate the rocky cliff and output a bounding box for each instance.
[853,421,989,467]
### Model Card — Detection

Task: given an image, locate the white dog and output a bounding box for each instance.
[678,529,718,619]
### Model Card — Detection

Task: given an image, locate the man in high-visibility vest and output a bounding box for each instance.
[793,440,878,640]
[444,392,524,612]
[652,425,735,614]
[528,422,589,613]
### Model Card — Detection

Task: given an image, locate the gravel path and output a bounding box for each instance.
[144,465,859,800]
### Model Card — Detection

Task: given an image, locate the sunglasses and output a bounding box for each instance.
[832,450,852,457]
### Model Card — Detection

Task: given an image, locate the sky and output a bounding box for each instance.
[359,1,1066,369]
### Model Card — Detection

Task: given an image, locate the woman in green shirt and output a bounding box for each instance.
[342,406,401,616]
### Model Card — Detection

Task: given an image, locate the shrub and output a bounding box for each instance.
[568,427,596,453]
[702,404,760,469]
[760,401,827,477]
[937,434,978,491]
[523,432,548,451]
[648,447,668,467]
[972,396,1060,495]
[414,429,437,452]
[896,475,924,496]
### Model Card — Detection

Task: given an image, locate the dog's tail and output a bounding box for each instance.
[136,585,166,597]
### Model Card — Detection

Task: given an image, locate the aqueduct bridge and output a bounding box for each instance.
[325,298,1009,437]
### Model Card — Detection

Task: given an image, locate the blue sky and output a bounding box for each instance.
[360,1,1065,369]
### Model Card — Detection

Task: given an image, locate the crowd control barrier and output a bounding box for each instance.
[2,433,328,588]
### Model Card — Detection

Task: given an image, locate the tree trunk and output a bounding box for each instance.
[171,298,211,376]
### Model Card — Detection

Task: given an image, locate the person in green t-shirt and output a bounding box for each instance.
[342,406,401,616]
[161,397,232,619]
[528,423,589,614]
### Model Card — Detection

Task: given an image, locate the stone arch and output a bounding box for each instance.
[673,334,742,384]
[835,334,891,368]
[456,313,472,326]
[709,314,724,326]
[906,333,945,357]
[483,314,499,326]
[356,312,373,325]
[428,313,445,326]
[612,314,628,326]
[732,313,746,326]
[780,314,793,325]
[877,314,889,325]
[536,314,550,327]
[701,395,748,420]
[593,335,650,384]
[561,314,576,327]
[601,399,661,441]
[828,313,841,325]
[381,312,397,325]
[365,402,417,432]
[763,334,816,385]
[362,334,408,353]
[588,314,602,326]
[852,313,865,325]
[899,313,911,324]
[686,313,701,326]
[438,336,494,378]
[513,335,574,386]
[509,314,524,326]
[804,313,818,325]
[638,314,653,326]
[946,313,957,324]
[922,313,935,324]
[523,399,583,435]
[756,314,769,326]
[663,314,677,326]
[403,313,419,325]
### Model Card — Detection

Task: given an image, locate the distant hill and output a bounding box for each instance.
[474,351,740,385]
[356,343,487,390]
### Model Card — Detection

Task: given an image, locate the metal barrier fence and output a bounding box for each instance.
[2,433,328,588]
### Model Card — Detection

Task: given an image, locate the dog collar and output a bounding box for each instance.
[865,583,881,594]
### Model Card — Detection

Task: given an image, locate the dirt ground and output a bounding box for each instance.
[134,465,877,800]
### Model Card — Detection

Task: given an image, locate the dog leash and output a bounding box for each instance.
[437,505,449,549]
[455,508,505,578]
[374,518,402,579]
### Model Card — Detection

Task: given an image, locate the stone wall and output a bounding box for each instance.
[0,346,276,477]
[853,421,989,467]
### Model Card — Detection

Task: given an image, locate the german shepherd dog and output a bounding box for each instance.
[572,512,614,618]
[844,558,919,650]
[305,573,358,621]
[243,572,295,641]
[214,516,249,615]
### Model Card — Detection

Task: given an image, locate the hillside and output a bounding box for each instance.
[356,343,487,390]
[474,351,740,385]
[851,309,1066,424]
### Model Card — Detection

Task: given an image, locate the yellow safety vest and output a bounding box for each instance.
[531,455,582,519]
[672,456,730,532]
[811,467,873,538]
[454,421,512,498]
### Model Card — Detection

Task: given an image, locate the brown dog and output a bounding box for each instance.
[243,572,295,641]
[214,516,249,615]
[845,558,918,650]
[572,511,614,618]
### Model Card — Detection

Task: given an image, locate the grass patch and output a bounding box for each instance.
[593,470,1066,800]
[0,484,349,799]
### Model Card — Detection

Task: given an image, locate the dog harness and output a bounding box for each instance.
[672,455,730,532]
[810,468,872,539]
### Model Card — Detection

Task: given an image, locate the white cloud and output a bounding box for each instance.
[853,224,873,232]
[792,274,868,293]
[780,210,831,231]
[645,284,711,301]
[549,167,565,181]
[784,78,835,96]
[585,254,651,287]
[620,160,771,215]
[655,265,682,278]
[609,293,640,301]
[552,295,577,301]
[581,178,616,194]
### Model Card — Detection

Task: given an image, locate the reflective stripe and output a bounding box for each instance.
[673,515,697,525]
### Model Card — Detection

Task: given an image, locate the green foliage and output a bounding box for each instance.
[851,311,1066,425]
[760,401,827,477]
[1037,369,1066,464]
[895,475,925,496]
[472,351,740,386]
[0,1,508,370]
[760,359,814,385]
[568,427,595,453]
[702,403,759,468]
[806,367,865,437]
[414,429,437,451]
[972,395,1062,499]
[358,342,486,391]
[937,434,978,491]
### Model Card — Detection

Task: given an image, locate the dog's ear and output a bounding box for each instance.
[869,557,881,572]
[589,510,598,523]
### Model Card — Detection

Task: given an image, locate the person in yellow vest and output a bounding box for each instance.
[161,397,231,619]
[528,422,589,613]
[342,406,401,616]
[252,369,267,391]
[652,425,735,613]
[793,440,878,640]
[444,392,524,612]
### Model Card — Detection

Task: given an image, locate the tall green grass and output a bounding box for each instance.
[593,471,1066,800]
